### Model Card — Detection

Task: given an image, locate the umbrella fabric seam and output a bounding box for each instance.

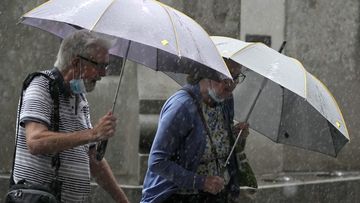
[328,122,337,157]
[291,58,308,98]
[229,42,258,58]
[156,49,159,71]
[276,86,285,143]
[157,2,181,57]
[311,75,350,140]
[90,0,116,31]
[204,38,232,80]
[21,0,52,19]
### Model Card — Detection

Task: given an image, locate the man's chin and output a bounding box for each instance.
[84,82,96,92]
[223,92,233,99]
[85,87,95,92]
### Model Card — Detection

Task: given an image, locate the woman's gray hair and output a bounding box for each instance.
[54,30,113,70]
[186,72,203,85]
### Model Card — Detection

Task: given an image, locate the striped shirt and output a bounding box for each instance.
[13,69,93,202]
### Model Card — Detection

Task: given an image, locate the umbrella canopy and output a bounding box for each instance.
[20,0,232,81]
[20,0,233,160]
[212,36,350,157]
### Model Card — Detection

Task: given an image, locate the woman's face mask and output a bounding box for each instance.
[207,86,224,103]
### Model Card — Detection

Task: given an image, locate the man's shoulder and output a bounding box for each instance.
[21,70,59,101]
[24,70,55,86]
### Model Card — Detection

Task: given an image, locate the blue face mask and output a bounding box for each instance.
[69,79,86,94]
[69,59,87,94]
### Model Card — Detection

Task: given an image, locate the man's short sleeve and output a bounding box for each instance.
[20,76,53,128]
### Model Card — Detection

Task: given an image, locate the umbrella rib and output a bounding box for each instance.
[156,49,159,71]
[310,74,350,140]
[156,2,181,57]
[20,0,52,20]
[329,122,338,157]
[89,0,116,31]
[276,86,286,142]
[228,42,258,58]
[291,58,308,98]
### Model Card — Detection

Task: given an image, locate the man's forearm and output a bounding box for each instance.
[25,122,96,154]
[89,148,129,203]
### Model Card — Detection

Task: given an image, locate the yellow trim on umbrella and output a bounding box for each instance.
[310,75,350,140]
[155,1,181,57]
[90,0,116,31]
[154,3,232,80]
[291,58,308,98]
[21,0,52,18]
[212,36,243,60]
[228,42,258,59]
[214,38,308,98]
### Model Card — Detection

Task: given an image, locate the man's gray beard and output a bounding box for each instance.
[84,80,96,92]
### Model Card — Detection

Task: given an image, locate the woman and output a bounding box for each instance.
[141,59,249,203]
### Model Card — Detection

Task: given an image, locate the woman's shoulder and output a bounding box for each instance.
[170,89,199,108]
[162,90,197,115]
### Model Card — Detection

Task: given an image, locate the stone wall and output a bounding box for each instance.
[161,0,241,37]
[0,0,58,173]
[283,0,360,171]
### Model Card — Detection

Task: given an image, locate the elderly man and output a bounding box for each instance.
[141,58,248,203]
[11,30,129,203]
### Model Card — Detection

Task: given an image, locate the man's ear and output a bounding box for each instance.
[71,57,80,67]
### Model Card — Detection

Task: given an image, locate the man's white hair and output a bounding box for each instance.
[54,30,113,70]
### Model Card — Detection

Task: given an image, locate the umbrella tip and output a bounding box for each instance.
[17,17,24,25]
[278,41,287,53]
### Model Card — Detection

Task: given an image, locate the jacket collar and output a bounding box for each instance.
[183,83,202,103]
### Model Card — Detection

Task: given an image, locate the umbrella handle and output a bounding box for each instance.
[96,140,108,161]
[111,60,126,113]
[224,129,243,167]
[96,40,131,161]
[278,41,287,53]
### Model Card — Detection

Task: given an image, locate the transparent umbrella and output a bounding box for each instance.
[211,36,350,158]
[19,0,232,160]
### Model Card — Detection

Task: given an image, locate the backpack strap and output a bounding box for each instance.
[10,71,61,186]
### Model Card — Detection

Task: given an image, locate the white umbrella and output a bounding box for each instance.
[20,0,231,81]
[20,0,232,160]
[212,36,350,157]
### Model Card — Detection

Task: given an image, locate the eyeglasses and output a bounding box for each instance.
[232,72,246,84]
[77,55,109,70]
[222,72,246,88]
